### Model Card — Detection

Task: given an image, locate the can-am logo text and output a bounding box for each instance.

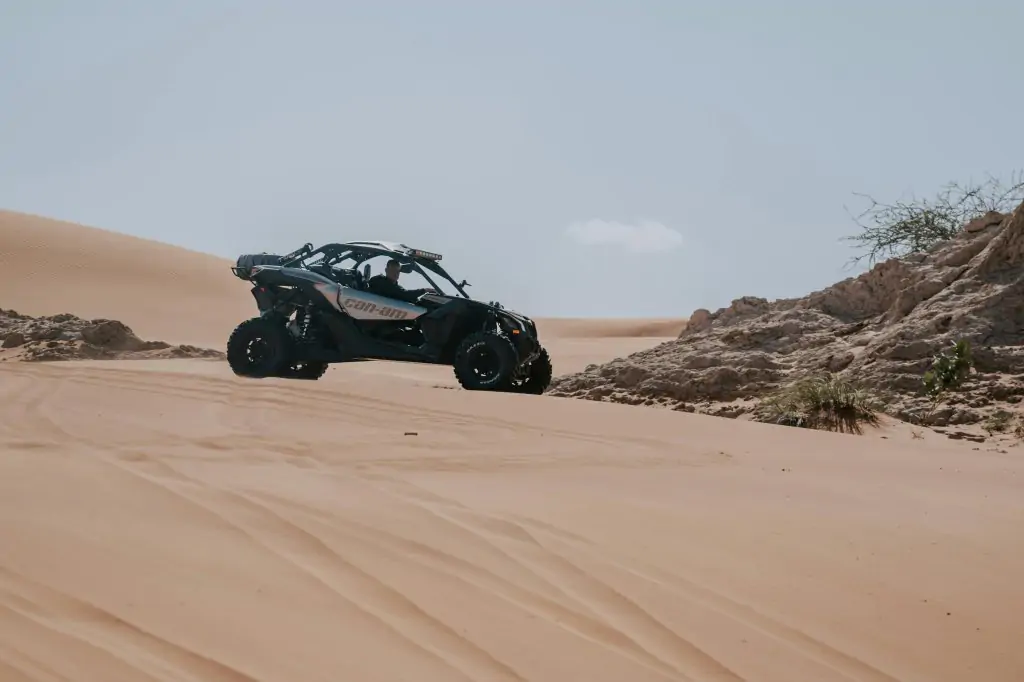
[342,298,410,319]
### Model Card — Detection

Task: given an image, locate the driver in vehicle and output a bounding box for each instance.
[367,258,437,304]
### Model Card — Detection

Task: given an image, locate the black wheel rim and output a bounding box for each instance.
[468,345,501,382]
[245,337,270,367]
[509,363,530,387]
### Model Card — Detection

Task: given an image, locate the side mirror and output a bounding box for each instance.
[460,279,471,288]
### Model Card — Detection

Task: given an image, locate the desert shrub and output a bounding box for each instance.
[760,373,880,434]
[920,339,974,423]
[923,339,973,399]
[844,171,1024,265]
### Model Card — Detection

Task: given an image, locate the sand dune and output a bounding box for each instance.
[535,318,686,339]
[1,210,1023,682]
[0,210,252,347]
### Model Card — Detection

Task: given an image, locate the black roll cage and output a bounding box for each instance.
[278,242,471,299]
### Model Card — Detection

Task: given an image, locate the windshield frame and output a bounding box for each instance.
[286,242,471,298]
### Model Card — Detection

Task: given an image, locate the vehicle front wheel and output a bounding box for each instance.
[280,361,328,380]
[452,331,518,391]
[226,317,293,378]
[506,347,553,395]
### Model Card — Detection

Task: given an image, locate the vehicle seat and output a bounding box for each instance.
[307,263,335,280]
[326,268,359,289]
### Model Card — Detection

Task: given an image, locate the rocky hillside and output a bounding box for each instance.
[1,309,223,362]
[548,202,1024,429]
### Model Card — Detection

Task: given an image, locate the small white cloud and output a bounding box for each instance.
[565,219,683,253]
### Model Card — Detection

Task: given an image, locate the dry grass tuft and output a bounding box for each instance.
[761,374,881,434]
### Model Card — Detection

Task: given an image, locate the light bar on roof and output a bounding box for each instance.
[408,248,442,261]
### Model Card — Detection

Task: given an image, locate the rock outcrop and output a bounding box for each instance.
[548,200,1024,427]
[0,310,223,362]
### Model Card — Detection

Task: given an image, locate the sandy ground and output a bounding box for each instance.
[1,210,1023,682]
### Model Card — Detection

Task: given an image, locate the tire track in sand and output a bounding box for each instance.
[370,478,900,682]
[45,449,479,682]
[352,473,608,618]
[94,454,525,682]
[506,515,902,682]
[250,489,705,682]
[100,448,689,682]
[1,363,877,680]
[209,488,529,682]
[0,642,70,682]
[0,371,66,449]
[360,474,742,681]
[0,567,256,682]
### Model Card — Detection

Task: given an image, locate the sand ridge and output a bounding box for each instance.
[0,210,253,347]
[1,209,1023,681]
[535,318,686,339]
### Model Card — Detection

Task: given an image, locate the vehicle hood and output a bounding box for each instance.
[428,294,535,329]
[474,299,532,323]
[481,301,539,336]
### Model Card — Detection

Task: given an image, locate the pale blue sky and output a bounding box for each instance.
[2,1,1020,317]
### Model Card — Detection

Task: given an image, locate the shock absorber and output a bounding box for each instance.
[299,305,315,341]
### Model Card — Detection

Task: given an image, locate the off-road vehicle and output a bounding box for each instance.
[226,241,552,393]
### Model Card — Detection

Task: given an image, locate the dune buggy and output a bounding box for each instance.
[226,240,552,393]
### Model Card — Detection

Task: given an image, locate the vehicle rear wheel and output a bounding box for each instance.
[226,317,293,378]
[506,347,553,394]
[453,331,518,391]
